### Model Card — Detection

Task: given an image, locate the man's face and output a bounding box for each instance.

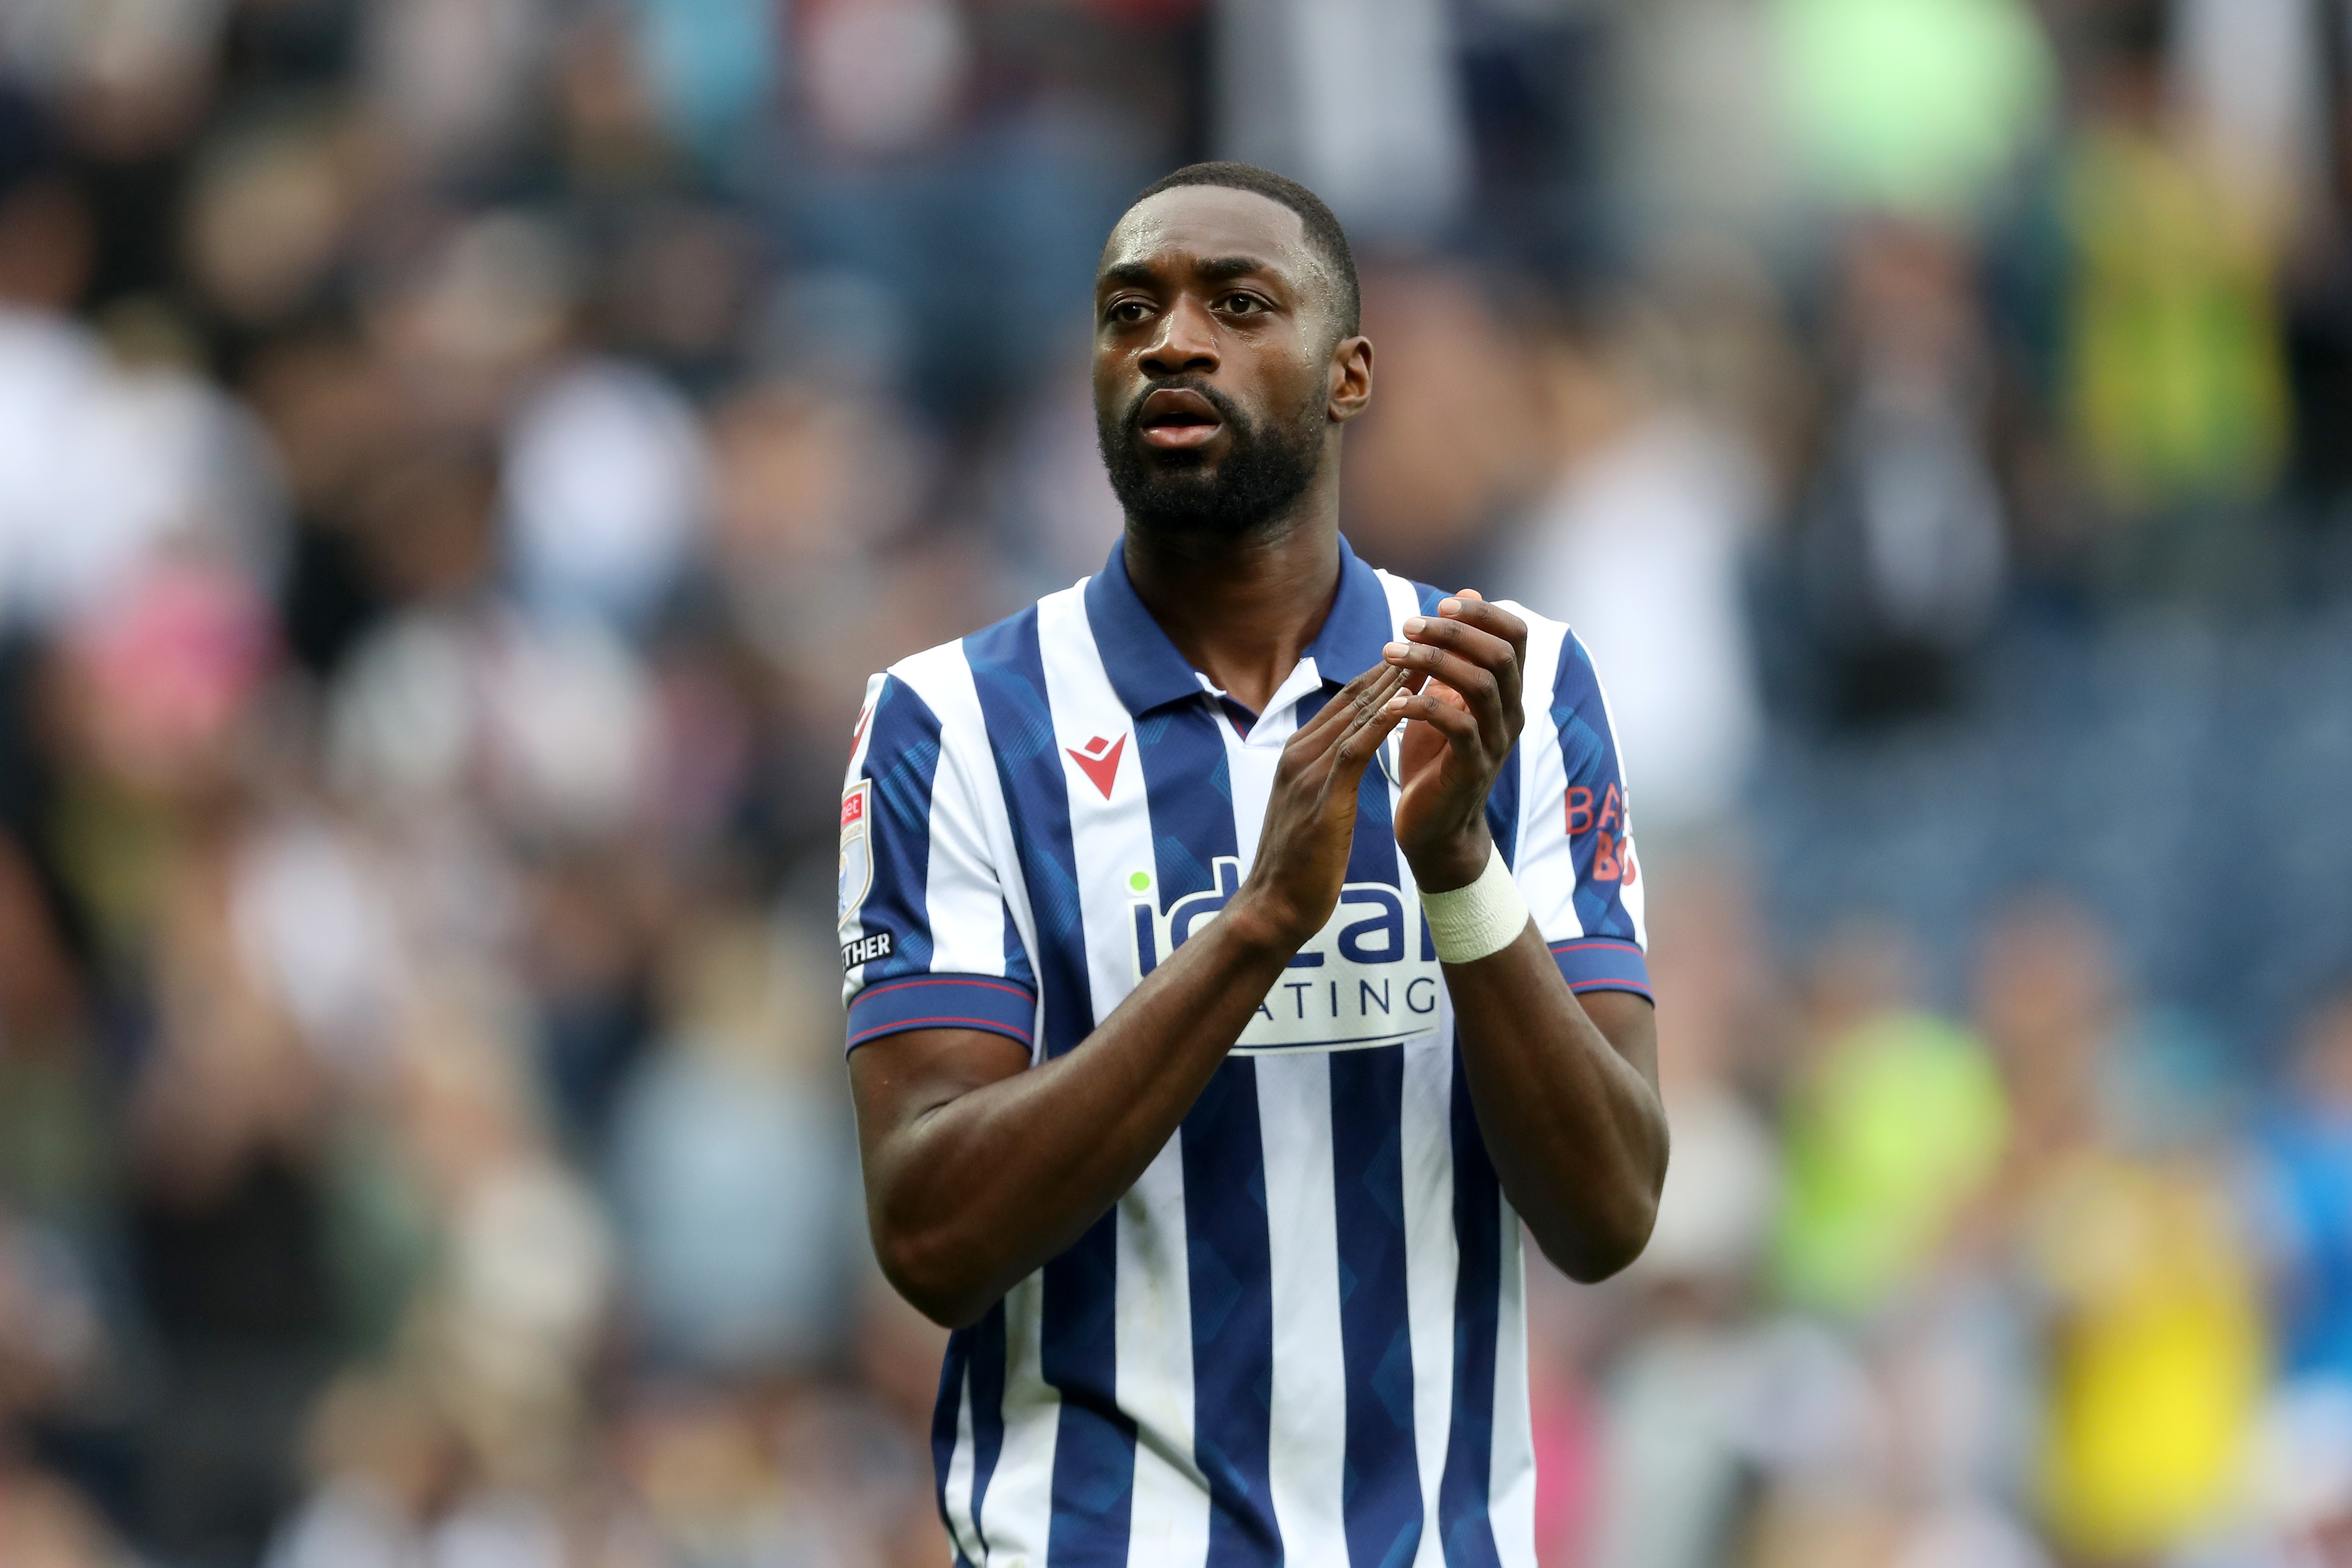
[1092,186,1365,538]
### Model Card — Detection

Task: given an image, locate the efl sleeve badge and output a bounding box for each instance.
[838,780,874,923]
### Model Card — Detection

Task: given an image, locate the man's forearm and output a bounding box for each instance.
[858,910,1297,1327]
[1444,923,1667,1282]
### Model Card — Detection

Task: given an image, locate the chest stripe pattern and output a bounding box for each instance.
[1143,699,1279,1565]
[969,603,1139,1558]
[1047,583,1211,1559]
[1229,692,1348,1565]
[1324,713,1428,1568]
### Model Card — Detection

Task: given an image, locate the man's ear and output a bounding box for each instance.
[1328,334,1373,424]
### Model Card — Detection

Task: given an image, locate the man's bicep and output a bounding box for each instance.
[1576,987,1658,1091]
[849,1026,1033,1146]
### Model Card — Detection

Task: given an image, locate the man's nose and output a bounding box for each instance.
[1139,296,1219,378]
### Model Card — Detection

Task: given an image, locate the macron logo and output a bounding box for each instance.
[1065,733,1126,800]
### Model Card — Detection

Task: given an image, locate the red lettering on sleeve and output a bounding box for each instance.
[1597,783,1621,835]
[1593,832,1620,880]
[1567,787,1593,836]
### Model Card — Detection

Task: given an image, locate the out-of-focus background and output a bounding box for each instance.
[0,0,2350,1564]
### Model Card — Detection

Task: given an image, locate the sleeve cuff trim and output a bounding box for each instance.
[855,975,1035,1004]
[846,973,1037,1053]
[1550,938,1652,1000]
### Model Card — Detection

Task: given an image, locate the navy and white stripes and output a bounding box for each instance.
[841,538,1649,1564]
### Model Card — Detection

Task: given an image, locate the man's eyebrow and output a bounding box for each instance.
[1194,254,1280,284]
[1095,254,1288,293]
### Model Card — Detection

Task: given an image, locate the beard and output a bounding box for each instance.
[1097,377,1325,539]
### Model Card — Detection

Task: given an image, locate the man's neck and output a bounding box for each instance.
[1122,482,1343,719]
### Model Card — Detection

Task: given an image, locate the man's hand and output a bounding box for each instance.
[1383,591,1528,891]
[1226,659,1410,950]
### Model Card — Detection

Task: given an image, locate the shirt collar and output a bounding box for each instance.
[1083,533,1393,719]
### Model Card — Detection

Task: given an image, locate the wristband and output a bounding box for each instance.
[1418,847,1528,965]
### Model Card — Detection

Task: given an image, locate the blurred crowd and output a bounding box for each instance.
[1,0,2351,1566]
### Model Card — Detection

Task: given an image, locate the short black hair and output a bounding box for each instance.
[1125,162,1361,339]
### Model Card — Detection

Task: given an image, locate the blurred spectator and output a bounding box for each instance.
[181,102,362,342]
[361,0,553,182]
[2061,3,2291,604]
[631,0,778,165]
[268,1362,626,1568]
[801,0,968,161]
[0,1207,104,1440]
[609,914,856,1376]
[232,811,406,1085]
[1342,264,1548,586]
[58,563,276,802]
[1215,0,1469,240]
[266,1371,464,1568]
[1612,0,1795,244]
[984,355,1125,597]
[126,823,338,1567]
[0,1461,130,1568]
[1629,867,1783,1296]
[0,108,282,635]
[1590,868,1788,1568]
[595,203,765,394]
[0,171,106,625]
[241,328,403,677]
[2171,0,2330,226]
[1772,925,2007,1317]
[1503,302,1768,844]
[2249,984,2352,1393]
[500,357,709,632]
[1793,220,2008,728]
[518,847,660,1153]
[366,211,581,440]
[327,443,659,840]
[701,371,942,703]
[386,977,616,1492]
[1979,898,2265,1565]
[1525,1264,1605,1567]
[0,831,107,1233]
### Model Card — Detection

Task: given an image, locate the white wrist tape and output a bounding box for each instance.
[1418,847,1528,965]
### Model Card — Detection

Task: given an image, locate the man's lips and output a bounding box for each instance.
[1135,386,1225,451]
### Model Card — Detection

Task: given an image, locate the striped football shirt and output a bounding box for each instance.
[839,535,1650,1567]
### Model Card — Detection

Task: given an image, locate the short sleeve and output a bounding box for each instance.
[839,670,1039,1053]
[1507,622,1652,1001]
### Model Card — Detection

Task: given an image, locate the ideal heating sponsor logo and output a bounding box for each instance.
[1130,856,1441,1054]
